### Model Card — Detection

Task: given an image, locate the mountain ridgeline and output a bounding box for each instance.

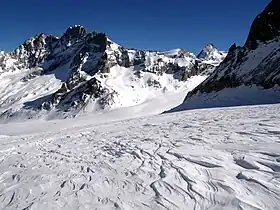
[0,25,226,121]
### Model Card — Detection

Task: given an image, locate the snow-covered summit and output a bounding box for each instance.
[197,43,227,65]
[197,43,216,58]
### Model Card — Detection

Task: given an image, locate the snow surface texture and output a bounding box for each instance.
[1,104,280,210]
[0,28,225,122]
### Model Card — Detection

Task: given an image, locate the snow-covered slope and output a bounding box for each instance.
[169,0,280,112]
[1,104,280,210]
[0,26,226,122]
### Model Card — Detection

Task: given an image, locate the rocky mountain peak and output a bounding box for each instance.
[63,25,87,41]
[205,43,215,51]
[12,33,56,68]
[245,0,280,49]
[196,43,227,65]
[197,43,217,58]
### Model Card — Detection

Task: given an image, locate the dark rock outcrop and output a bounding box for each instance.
[245,0,280,49]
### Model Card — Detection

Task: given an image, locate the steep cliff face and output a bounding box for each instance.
[0,25,226,121]
[169,0,280,112]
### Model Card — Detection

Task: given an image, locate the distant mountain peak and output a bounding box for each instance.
[196,43,227,64]
[197,43,217,57]
[205,43,216,50]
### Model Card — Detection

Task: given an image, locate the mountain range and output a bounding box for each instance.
[0,27,226,122]
[0,0,279,122]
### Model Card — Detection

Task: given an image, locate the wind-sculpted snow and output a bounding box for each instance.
[1,104,280,209]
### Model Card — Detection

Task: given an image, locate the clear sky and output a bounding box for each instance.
[0,0,270,53]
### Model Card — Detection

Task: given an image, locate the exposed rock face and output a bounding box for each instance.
[183,0,280,100]
[245,0,280,49]
[63,25,87,42]
[0,25,226,121]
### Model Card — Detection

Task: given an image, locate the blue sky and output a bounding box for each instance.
[0,0,269,53]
